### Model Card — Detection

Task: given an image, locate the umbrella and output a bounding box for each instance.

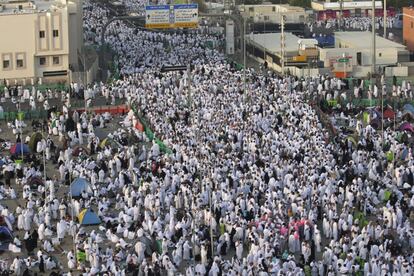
[28,176,44,189]
[10,143,30,155]
[403,104,414,114]
[346,135,357,146]
[399,122,414,132]
[29,132,43,152]
[72,146,90,157]
[383,108,395,120]
[99,138,119,149]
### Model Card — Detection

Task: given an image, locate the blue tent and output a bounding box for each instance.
[70,178,90,197]
[78,209,101,225]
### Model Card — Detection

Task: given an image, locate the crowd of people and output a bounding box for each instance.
[308,15,398,38]
[1,0,414,275]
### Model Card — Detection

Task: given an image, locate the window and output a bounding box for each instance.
[39,30,45,38]
[379,53,382,57]
[264,16,270,21]
[272,7,276,12]
[53,29,59,37]
[249,7,254,12]
[53,56,60,65]
[3,60,10,69]
[39,57,46,66]
[16,59,24,68]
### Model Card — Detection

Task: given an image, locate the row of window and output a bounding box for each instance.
[39,29,59,38]
[2,55,60,70]
[39,56,60,66]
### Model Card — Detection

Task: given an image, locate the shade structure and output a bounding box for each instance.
[70,178,91,197]
[10,143,30,155]
[78,209,101,225]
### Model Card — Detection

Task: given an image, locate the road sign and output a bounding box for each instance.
[145,5,171,29]
[174,4,198,28]
[338,58,349,63]
[145,4,198,29]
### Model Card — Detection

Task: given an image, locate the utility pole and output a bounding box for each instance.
[281,14,286,76]
[339,0,343,31]
[371,0,376,101]
[243,16,247,100]
[383,0,387,37]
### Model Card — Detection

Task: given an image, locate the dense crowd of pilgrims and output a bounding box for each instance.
[1,1,414,275]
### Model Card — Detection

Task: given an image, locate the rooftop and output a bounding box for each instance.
[334,31,406,49]
[0,0,66,15]
[246,32,301,54]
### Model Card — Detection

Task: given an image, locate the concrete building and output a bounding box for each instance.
[246,31,409,78]
[403,7,414,52]
[239,4,307,24]
[311,1,383,19]
[320,32,409,77]
[0,0,84,85]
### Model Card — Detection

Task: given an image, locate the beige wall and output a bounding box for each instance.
[240,4,307,23]
[0,1,82,84]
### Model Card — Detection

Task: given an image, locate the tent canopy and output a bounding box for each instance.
[70,178,91,197]
[78,209,101,225]
[10,143,30,155]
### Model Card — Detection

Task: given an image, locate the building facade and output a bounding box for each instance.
[403,7,414,52]
[239,4,307,24]
[0,0,83,85]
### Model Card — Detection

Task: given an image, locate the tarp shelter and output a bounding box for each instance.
[70,178,91,197]
[78,209,101,225]
[383,108,395,120]
[29,132,43,152]
[10,143,30,155]
[399,122,414,132]
[72,146,90,157]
